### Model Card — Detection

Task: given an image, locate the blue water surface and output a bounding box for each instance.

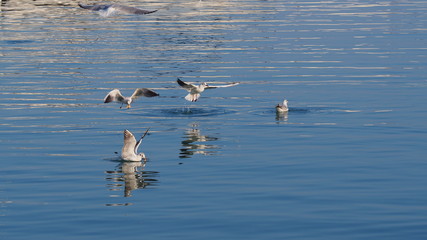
[1,0,427,239]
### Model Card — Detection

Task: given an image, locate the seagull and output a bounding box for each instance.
[104,88,159,109]
[276,98,289,113]
[78,3,158,17]
[121,129,150,162]
[177,78,239,102]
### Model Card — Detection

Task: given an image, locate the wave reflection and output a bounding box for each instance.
[179,122,219,158]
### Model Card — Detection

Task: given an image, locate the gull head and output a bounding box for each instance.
[125,98,133,109]
[138,153,146,161]
[283,99,288,108]
[200,82,209,89]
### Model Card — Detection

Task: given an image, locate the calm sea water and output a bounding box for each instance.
[1,0,427,239]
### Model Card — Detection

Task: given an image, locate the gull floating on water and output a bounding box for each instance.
[104,88,159,109]
[177,78,239,102]
[276,98,289,113]
[121,129,149,162]
[78,3,158,17]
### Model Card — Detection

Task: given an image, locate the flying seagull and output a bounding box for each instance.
[276,98,289,113]
[78,3,158,16]
[104,88,159,109]
[177,78,239,102]
[121,129,150,162]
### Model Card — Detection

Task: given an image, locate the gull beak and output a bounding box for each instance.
[126,104,131,109]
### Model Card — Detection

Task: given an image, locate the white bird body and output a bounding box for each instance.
[177,78,239,102]
[121,129,149,162]
[276,98,289,113]
[182,82,208,102]
[78,3,157,17]
[104,88,159,109]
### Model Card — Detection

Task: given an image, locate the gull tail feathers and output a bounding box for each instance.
[185,93,200,102]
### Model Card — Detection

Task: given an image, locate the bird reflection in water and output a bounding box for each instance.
[180,122,219,158]
[276,111,288,122]
[105,161,158,199]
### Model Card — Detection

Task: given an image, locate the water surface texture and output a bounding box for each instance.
[1,0,427,239]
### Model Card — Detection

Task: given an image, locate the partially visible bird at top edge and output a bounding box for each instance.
[78,3,158,16]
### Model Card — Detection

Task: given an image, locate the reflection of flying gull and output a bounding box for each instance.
[78,3,158,16]
[177,78,239,102]
[276,98,289,113]
[104,88,159,109]
[121,129,150,162]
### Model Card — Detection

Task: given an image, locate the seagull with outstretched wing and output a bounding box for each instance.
[78,3,158,16]
[177,78,239,102]
[104,88,159,109]
[121,129,150,162]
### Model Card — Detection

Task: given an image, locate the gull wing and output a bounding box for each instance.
[123,130,137,155]
[134,128,150,154]
[205,82,240,89]
[104,89,124,103]
[112,4,158,15]
[131,88,159,100]
[78,3,110,11]
[177,79,196,91]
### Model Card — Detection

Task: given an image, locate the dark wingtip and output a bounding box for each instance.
[140,128,150,140]
[104,95,112,103]
[147,89,160,97]
[134,8,158,15]
[151,90,160,96]
[177,78,186,86]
